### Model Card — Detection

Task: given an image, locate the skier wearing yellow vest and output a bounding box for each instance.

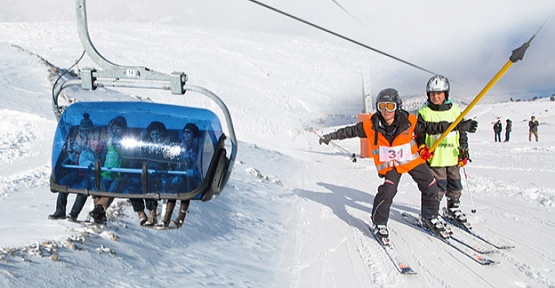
[319,88,478,244]
[416,75,472,227]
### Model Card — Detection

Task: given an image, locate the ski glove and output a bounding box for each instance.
[458,148,471,167]
[457,119,478,133]
[418,144,434,161]
[319,134,332,145]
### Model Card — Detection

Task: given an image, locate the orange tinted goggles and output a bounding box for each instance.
[377,102,397,112]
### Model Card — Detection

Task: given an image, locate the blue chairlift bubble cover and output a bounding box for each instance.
[50,101,224,200]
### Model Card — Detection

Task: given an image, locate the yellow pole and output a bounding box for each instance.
[429,61,513,152]
[428,25,542,153]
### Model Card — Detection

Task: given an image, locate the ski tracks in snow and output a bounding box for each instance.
[302,127,555,287]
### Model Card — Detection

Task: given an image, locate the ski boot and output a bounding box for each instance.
[89,204,107,224]
[137,210,148,226]
[67,213,79,222]
[420,216,450,239]
[160,200,175,228]
[48,212,66,220]
[372,224,391,246]
[443,207,472,230]
[172,200,190,229]
[144,209,158,226]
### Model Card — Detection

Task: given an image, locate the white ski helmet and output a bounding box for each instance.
[426,75,450,99]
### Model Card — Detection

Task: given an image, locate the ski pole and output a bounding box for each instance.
[429,22,545,153]
[312,130,357,162]
[462,167,477,214]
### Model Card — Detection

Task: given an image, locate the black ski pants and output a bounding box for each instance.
[372,163,440,226]
[130,198,158,212]
[56,192,88,217]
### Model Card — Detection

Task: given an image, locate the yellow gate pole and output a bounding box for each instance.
[429,24,545,153]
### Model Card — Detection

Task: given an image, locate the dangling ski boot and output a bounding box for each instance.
[137,210,148,226]
[372,224,391,246]
[144,209,158,226]
[172,200,190,229]
[160,200,176,228]
[89,204,107,224]
[420,216,450,239]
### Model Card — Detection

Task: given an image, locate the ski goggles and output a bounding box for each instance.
[377,102,397,112]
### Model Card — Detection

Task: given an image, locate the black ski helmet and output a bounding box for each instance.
[426,75,450,99]
[375,88,402,111]
[109,115,127,129]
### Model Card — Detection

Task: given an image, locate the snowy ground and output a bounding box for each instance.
[1,21,555,288]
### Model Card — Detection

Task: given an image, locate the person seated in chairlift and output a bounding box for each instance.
[49,113,101,221]
[131,121,172,226]
[161,122,202,228]
[89,115,128,224]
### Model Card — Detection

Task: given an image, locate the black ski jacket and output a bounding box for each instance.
[327,110,458,146]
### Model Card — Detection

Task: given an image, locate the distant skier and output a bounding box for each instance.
[504,119,512,142]
[318,88,478,244]
[416,75,474,227]
[529,116,539,142]
[493,119,502,142]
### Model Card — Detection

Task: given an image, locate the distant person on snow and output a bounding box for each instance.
[529,116,539,142]
[318,88,478,244]
[504,119,512,142]
[415,75,474,226]
[493,119,502,142]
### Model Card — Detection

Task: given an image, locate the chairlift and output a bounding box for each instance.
[50,0,237,202]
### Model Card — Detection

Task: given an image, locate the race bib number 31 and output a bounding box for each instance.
[379,143,412,162]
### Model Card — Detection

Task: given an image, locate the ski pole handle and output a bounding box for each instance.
[312,130,357,162]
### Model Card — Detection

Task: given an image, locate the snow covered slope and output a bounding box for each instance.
[1,20,554,287]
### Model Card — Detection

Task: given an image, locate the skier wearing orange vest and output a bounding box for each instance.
[319,88,478,244]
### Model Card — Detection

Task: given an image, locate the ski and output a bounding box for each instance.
[401,212,499,266]
[441,209,515,250]
[449,234,496,254]
[365,224,417,275]
[458,228,515,250]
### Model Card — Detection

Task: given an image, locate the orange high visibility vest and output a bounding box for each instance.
[362,114,424,175]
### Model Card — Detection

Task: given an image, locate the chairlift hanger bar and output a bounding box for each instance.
[51,0,188,118]
[75,0,187,94]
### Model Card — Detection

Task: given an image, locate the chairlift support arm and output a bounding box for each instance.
[75,0,186,94]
